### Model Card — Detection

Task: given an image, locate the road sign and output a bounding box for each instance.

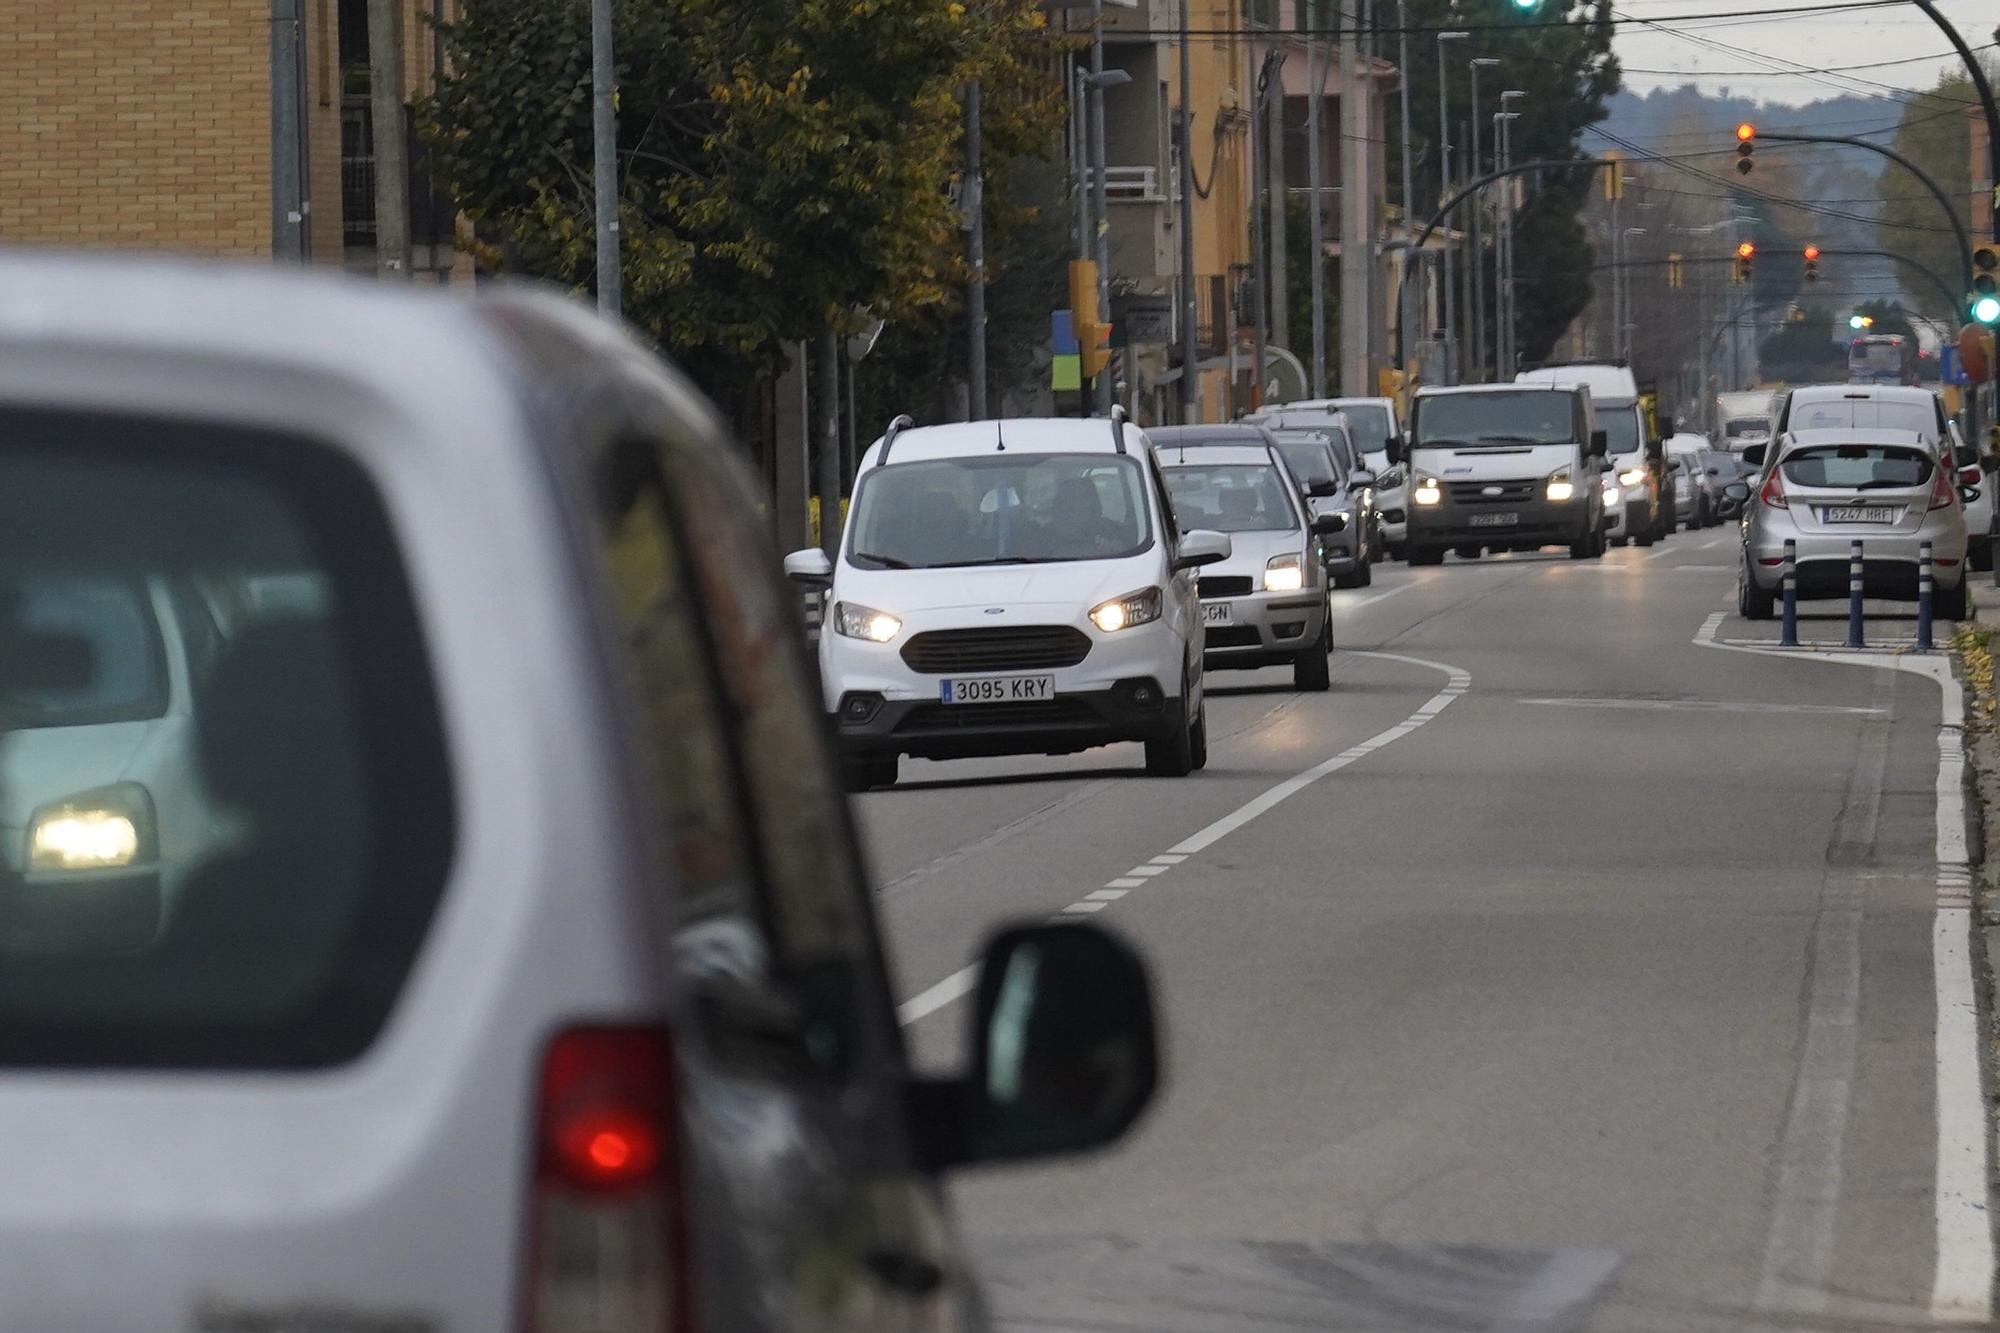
[1111,293,1174,346]
[1942,345,1966,386]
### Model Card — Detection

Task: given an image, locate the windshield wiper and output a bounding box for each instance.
[929,556,1063,567]
[852,551,916,569]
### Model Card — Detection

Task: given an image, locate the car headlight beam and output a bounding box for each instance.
[1091,586,1163,633]
[834,601,903,643]
[1619,467,1648,487]
[1412,476,1444,507]
[27,783,155,872]
[1545,466,1575,503]
[1264,554,1306,592]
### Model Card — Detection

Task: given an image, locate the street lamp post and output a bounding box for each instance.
[1089,0,1113,414]
[1494,105,1521,374]
[1468,57,1500,381]
[1621,226,1645,363]
[1435,30,1468,384]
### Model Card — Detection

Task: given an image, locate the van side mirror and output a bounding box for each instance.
[1173,529,1232,570]
[1311,512,1348,535]
[784,548,835,587]
[1721,481,1751,503]
[909,922,1158,1172]
[1305,478,1339,499]
[0,629,94,693]
[1386,436,1405,466]
[1741,443,1766,467]
[1589,429,1608,457]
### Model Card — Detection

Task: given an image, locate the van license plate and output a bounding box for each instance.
[940,674,1055,705]
[1468,512,1519,528]
[1820,506,1897,524]
[1203,603,1232,624]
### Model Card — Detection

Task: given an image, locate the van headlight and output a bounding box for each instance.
[1619,467,1648,487]
[28,784,155,872]
[834,602,903,643]
[1602,485,1623,507]
[1546,467,1576,502]
[1412,476,1444,507]
[1090,587,1163,633]
[1264,554,1305,592]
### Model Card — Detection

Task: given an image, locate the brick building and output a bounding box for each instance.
[0,1,454,271]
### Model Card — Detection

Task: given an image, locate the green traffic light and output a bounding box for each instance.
[1511,0,1539,8]
[1975,295,2000,325]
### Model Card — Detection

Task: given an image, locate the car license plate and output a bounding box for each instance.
[1203,603,1232,624]
[940,674,1055,705]
[1468,512,1519,528]
[1820,506,1898,524]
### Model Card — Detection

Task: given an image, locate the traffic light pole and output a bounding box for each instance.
[1756,130,1974,296]
[1905,0,1999,244]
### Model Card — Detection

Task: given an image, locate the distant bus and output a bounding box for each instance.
[1847,334,1917,386]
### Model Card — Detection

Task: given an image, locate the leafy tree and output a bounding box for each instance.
[1757,303,1844,383]
[1854,298,1916,342]
[1394,1,1620,369]
[425,0,1066,415]
[1876,66,1990,314]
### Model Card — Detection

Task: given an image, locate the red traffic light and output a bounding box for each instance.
[1802,245,1820,261]
[1735,123,1755,142]
[1736,241,1756,259]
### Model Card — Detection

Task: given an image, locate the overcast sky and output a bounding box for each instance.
[1611,0,1995,107]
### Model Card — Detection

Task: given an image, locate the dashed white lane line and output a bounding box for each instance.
[895,651,1473,1027]
[1702,535,1728,550]
[1695,608,1992,1324]
[1335,583,1420,611]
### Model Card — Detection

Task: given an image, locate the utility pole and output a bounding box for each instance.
[368,0,410,278]
[1338,0,1370,397]
[1396,0,1414,384]
[269,0,308,261]
[1178,0,1199,420]
[818,331,841,556]
[1251,49,1273,408]
[591,0,620,314]
[1435,31,1466,383]
[1090,0,1113,415]
[1307,2,1327,398]
[1268,50,1289,352]
[966,82,987,417]
[1468,58,1498,380]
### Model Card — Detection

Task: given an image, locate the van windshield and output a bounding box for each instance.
[1602,411,1641,458]
[1331,405,1392,453]
[1414,391,1575,446]
[846,453,1151,568]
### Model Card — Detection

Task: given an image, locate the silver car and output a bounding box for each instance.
[1156,437,1338,691]
[1732,428,1970,620]
[0,254,1159,1329]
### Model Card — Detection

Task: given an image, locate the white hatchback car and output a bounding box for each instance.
[790,413,1231,788]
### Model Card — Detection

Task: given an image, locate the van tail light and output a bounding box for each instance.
[1758,469,1788,510]
[1930,465,1956,511]
[524,1027,691,1333]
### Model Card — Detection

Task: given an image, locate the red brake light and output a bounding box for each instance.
[1960,465,1982,486]
[1758,469,1788,509]
[1930,463,1956,511]
[525,1027,690,1332]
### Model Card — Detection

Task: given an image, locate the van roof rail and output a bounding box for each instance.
[1108,404,1129,454]
[876,414,916,465]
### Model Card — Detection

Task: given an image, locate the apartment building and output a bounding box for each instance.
[1063,0,1393,422]
[0,1,455,274]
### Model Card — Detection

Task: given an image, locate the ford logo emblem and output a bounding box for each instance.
[984,607,1005,615]
[1482,485,1503,497]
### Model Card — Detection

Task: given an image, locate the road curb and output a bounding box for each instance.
[1947,625,2000,1279]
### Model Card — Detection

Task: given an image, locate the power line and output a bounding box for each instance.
[1105,0,1901,41]
[1614,40,1999,78]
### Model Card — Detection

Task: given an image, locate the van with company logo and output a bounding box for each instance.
[1404,383,1608,564]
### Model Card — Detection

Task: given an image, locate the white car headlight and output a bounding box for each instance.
[28,784,155,872]
[1264,554,1305,592]
[1546,466,1575,503]
[1619,467,1648,487]
[834,601,902,643]
[1412,476,1444,507]
[1090,586,1163,633]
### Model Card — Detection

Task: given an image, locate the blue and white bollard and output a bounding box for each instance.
[1917,540,1934,652]
[1780,539,1798,647]
[1846,539,1866,649]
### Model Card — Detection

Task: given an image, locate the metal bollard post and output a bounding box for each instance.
[1917,540,1933,651]
[1846,538,1865,649]
[1780,539,1798,647]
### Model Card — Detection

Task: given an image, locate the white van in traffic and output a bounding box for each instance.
[789,413,1232,787]
[1404,383,1609,563]
[1517,363,1664,545]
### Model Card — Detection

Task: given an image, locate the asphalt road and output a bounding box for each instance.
[860,527,1988,1332]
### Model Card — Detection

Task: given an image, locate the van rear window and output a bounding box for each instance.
[0,411,453,1069]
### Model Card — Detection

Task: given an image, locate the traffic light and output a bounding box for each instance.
[1849,314,1874,330]
[1602,150,1624,202]
[1733,240,1755,284]
[1973,243,2000,326]
[1068,259,1112,378]
[1666,252,1684,289]
[1803,244,1820,283]
[1735,123,1755,176]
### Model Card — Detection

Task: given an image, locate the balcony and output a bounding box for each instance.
[1090,166,1179,204]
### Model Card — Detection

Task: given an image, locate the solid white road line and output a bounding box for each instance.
[896,651,1473,1027]
[1695,610,1993,1323]
[1519,696,1886,716]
